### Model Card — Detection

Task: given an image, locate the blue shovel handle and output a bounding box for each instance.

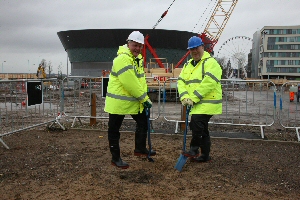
[183,106,191,151]
[146,108,154,162]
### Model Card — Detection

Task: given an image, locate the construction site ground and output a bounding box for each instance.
[1,122,300,200]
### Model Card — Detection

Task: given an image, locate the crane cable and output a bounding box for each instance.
[196,0,218,34]
[152,0,176,29]
[191,0,214,33]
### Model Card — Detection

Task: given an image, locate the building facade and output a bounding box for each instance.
[57,29,196,76]
[256,25,300,80]
[250,30,261,78]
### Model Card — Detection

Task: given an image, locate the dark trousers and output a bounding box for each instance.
[108,110,147,141]
[188,114,213,155]
[189,114,212,137]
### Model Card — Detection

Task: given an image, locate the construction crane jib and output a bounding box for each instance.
[204,0,238,47]
[174,0,238,68]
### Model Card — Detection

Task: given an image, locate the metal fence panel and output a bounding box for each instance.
[0,79,64,149]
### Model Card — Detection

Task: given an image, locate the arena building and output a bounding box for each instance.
[57,29,195,76]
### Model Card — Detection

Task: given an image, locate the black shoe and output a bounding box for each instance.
[134,149,156,156]
[111,158,129,169]
[190,155,211,163]
[182,146,199,158]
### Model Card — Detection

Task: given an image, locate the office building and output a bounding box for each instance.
[256,25,300,80]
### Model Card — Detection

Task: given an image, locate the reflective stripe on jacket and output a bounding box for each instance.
[177,51,222,115]
[104,44,148,114]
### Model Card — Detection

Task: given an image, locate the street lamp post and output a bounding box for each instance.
[2,61,6,73]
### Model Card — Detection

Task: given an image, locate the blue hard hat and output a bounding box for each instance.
[187,36,204,49]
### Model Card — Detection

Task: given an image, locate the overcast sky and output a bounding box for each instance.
[0,0,299,74]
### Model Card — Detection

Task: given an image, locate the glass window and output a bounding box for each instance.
[288,60,294,65]
[287,37,297,42]
[268,37,276,42]
[268,45,274,50]
[292,29,297,34]
[287,29,292,34]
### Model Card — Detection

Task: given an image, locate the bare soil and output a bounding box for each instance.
[1,127,300,200]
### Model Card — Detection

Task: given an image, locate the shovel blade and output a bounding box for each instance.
[174,154,188,172]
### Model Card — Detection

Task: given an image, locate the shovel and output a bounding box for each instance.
[174,105,191,172]
[146,107,154,162]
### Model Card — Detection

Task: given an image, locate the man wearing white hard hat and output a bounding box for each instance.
[104,31,155,169]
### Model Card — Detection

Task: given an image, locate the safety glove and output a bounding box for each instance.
[143,99,152,108]
[181,98,193,106]
[181,98,187,106]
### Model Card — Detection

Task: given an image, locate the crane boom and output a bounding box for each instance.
[174,0,238,68]
[204,0,238,42]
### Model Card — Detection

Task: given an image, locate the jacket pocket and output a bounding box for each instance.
[205,91,216,99]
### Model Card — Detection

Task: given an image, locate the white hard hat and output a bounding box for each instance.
[127,31,144,44]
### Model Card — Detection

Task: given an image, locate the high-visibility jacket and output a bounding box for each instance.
[104,44,149,114]
[177,51,222,115]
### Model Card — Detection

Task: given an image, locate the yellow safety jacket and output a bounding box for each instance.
[177,51,222,115]
[104,44,149,114]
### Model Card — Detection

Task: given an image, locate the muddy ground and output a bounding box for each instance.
[1,125,300,200]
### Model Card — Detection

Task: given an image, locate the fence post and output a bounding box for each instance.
[90,93,96,126]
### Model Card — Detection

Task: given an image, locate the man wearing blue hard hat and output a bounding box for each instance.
[177,36,222,162]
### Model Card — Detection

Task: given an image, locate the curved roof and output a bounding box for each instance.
[57,29,196,50]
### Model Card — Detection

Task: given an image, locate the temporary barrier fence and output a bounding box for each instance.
[280,81,300,141]
[61,76,161,128]
[2,77,300,149]
[163,79,277,139]
[0,79,65,149]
